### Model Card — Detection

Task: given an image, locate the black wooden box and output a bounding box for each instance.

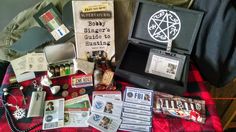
[115,0,204,95]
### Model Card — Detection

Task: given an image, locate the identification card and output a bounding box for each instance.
[65,94,91,111]
[119,124,151,132]
[123,107,152,116]
[43,98,64,130]
[64,111,90,127]
[92,91,122,101]
[122,117,152,126]
[123,102,152,111]
[145,49,186,81]
[92,96,123,118]
[87,113,122,132]
[124,87,153,106]
[64,94,91,127]
[122,112,152,122]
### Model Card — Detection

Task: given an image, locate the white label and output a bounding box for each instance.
[51,24,69,40]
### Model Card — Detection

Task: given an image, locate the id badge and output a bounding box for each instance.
[145,49,186,81]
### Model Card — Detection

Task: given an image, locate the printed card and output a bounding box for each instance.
[64,111,90,127]
[122,117,152,126]
[124,87,153,106]
[87,113,121,132]
[122,112,152,122]
[11,53,47,76]
[123,102,152,111]
[92,96,123,118]
[145,49,186,81]
[123,107,152,116]
[43,98,64,130]
[64,94,91,127]
[92,91,122,101]
[146,54,179,79]
[120,124,151,132]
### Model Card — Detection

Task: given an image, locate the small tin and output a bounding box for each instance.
[44,42,76,78]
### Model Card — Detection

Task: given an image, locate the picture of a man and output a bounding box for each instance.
[64,113,69,123]
[99,116,111,129]
[144,94,150,101]
[46,101,54,111]
[104,102,113,113]
[167,63,177,74]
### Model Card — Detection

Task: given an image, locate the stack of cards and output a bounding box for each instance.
[120,87,153,132]
[88,94,123,132]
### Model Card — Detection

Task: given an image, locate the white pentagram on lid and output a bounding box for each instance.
[148,9,181,43]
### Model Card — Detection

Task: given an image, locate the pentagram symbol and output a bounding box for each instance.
[148,9,181,43]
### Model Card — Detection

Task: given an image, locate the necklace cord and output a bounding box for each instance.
[2,85,42,132]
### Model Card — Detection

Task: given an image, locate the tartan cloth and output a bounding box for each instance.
[0,63,223,132]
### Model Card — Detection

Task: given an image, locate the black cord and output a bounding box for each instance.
[2,85,42,132]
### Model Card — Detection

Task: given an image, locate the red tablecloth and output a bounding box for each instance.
[0,64,223,132]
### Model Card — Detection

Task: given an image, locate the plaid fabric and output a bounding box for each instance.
[0,63,223,132]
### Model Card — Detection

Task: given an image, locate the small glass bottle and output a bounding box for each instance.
[65,64,70,75]
[60,64,65,76]
[49,66,55,76]
[54,65,60,76]
[70,63,74,74]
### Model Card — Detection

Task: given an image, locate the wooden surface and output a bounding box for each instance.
[207,79,236,130]
[221,100,236,130]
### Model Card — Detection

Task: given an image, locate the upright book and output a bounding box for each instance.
[72,0,115,62]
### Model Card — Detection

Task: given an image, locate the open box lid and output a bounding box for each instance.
[129,0,204,55]
[44,42,76,64]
